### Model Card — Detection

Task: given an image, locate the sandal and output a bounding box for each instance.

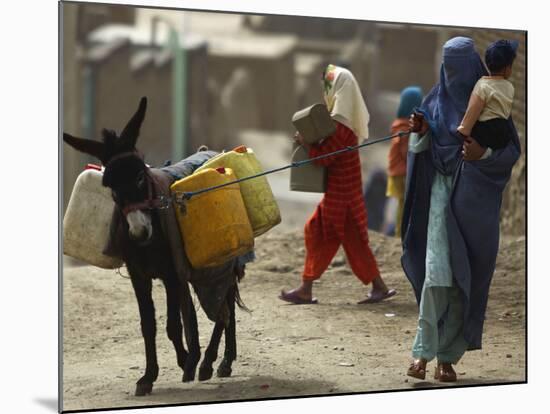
[407,358,427,380]
[278,289,318,305]
[434,362,457,382]
[357,289,397,304]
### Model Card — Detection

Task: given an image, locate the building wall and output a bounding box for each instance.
[186,45,210,153]
[295,55,326,110]
[63,2,137,212]
[62,7,526,236]
[376,25,439,94]
[62,3,90,213]
[249,15,365,40]
[77,3,136,42]
[127,56,174,166]
[89,44,209,168]
[207,49,297,145]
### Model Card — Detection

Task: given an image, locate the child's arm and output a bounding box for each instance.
[457,88,486,137]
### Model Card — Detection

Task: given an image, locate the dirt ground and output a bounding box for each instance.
[62,226,526,412]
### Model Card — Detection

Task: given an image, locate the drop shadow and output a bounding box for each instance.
[138,375,338,405]
[34,397,58,412]
[454,378,525,386]
[410,380,440,389]
[409,377,523,389]
[315,298,420,316]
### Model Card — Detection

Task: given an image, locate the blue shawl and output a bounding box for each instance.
[401,37,521,350]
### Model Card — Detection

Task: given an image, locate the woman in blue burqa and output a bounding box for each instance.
[402,37,520,381]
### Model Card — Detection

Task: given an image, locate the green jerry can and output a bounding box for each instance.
[195,146,281,238]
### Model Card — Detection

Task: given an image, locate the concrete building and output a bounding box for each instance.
[62,5,526,236]
[84,24,209,166]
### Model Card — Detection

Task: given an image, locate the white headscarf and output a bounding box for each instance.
[323,64,370,140]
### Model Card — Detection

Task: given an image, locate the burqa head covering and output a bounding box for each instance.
[418,37,487,175]
[323,64,370,140]
[397,86,424,118]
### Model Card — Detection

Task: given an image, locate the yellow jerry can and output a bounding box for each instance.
[195,146,281,237]
[63,165,123,269]
[170,167,254,269]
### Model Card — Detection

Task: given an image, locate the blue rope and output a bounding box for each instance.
[174,129,410,202]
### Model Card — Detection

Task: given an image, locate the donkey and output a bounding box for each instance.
[63,97,248,396]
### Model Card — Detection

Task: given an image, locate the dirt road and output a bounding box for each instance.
[62,229,525,412]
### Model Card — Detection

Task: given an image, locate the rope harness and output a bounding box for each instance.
[121,169,172,216]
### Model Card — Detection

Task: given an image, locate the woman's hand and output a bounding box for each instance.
[462,136,486,161]
[409,112,429,135]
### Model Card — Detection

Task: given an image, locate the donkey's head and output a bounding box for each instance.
[64,97,154,244]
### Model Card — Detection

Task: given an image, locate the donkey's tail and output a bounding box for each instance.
[233,280,251,313]
[232,262,251,313]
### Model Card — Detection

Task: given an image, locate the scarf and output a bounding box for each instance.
[323,64,370,140]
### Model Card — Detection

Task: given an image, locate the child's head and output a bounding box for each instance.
[485,39,519,78]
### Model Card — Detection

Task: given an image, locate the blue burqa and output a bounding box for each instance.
[401,37,521,350]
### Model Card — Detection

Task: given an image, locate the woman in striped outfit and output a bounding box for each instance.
[279,64,396,305]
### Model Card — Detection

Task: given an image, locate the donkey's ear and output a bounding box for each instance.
[63,133,107,164]
[119,96,147,150]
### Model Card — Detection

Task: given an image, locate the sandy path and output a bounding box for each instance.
[62,228,525,412]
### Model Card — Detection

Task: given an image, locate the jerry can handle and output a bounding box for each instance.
[173,192,191,216]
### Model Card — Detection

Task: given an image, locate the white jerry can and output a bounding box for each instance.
[63,165,123,269]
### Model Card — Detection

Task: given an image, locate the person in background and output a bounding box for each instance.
[279,64,396,305]
[386,86,423,238]
[363,168,388,233]
[402,37,520,382]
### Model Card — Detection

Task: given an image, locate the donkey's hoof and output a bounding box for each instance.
[217,364,232,378]
[198,366,214,381]
[135,382,153,396]
[182,370,196,382]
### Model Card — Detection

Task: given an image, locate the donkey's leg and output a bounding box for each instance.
[198,320,224,381]
[130,273,158,396]
[217,288,237,378]
[180,282,201,382]
[163,277,188,376]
